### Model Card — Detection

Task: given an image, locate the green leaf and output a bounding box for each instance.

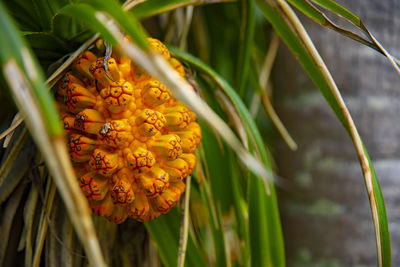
[287,0,377,52]
[197,95,234,214]
[287,0,400,77]
[199,123,231,266]
[131,0,192,19]
[248,171,271,267]
[0,7,62,137]
[228,151,250,267]
[170,47,286,267]
[310,0,361,27]
[83,0,149,50]
[287,0,326,25]
[30,0,55,30]
[2,0,40,31]
[145,208,207,267]
[0,4,106,266]
[236,0,256,96]
[24,32,72,53]
[46,0,70,12]
[365,144,391,266]
[52,13,82,40]
[256,1,346,126]
[59,3,117,44]
[198,179,228,267]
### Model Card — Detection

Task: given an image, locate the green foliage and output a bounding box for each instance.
[171,46,285,266]
[311,0,361,26]
[145,208,207,267]
[0,0,396,266]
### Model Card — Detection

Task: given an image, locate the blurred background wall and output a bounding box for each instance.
[0,1,398,266]
[274,1,400,266]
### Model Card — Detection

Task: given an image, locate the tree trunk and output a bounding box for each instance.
[274,1,400,266]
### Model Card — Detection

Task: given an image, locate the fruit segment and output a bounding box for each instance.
[90,57,121,87]
[111,171,135,205]
[80,172,108,201]
[89,149,119,177]
[148,38,170,60]
[74,109,105,134]
[68,134,97,162]
[138,167,169,198]
[99,120,133,148]
[73,51,97,79]
[151,134,183,160]
[162,158,189,181]
[99,81,134,113]
[142,79,171,107]
[123,147,155,170]
[135,109,166,137]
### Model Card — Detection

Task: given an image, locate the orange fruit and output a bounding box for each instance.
[56,38,200,223]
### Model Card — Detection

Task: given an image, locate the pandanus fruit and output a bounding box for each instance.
[56,38,201,223]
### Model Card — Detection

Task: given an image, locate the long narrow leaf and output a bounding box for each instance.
[0,4,106,267]
[198,179,228,267]
[199,125,232,267]
[60,4,117,44]
[286,0,379,52]
[145,208,207,267]
[310,0,361,26]
[228,150,250,267]
[236,0,256,97]
[131,0,235,19]
[170,47,286,267]
[289,0,400,74]
[84,0,149,50]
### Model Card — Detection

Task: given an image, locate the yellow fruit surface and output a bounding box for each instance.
[56,38,200,223]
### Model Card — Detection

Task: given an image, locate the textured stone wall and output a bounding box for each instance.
[274,1,400,266]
